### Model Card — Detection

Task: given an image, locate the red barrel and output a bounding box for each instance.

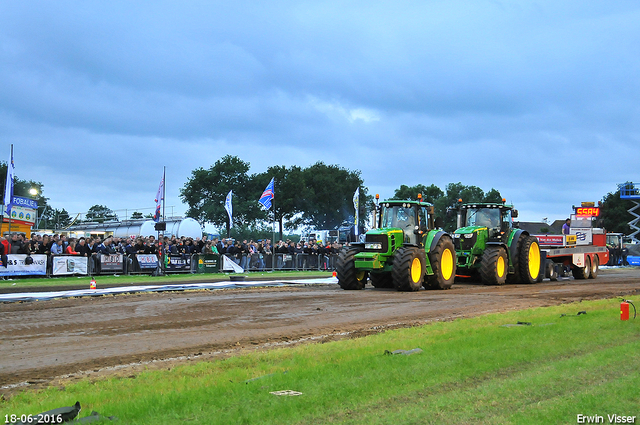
[621,302,630,321]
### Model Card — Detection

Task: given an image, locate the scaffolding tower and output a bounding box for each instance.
[618,182,640,242]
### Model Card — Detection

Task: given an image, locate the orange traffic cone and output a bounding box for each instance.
[90,278,97,290]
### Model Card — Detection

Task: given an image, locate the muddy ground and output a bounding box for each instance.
[1,268,639,396]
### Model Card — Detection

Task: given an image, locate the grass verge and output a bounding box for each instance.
[0,270,334,290]
[2,299,638,424]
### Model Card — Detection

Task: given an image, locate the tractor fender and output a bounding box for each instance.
[427,230,447,253]
[486,241,508,251]
[508,229,528,261]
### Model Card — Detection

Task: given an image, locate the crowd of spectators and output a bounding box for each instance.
[0,232,346,272]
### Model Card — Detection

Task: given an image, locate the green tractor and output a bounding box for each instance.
[452,201,540,285]
[336,196,456,291]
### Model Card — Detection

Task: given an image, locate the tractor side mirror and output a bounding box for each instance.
[512,209,518,218]
[434,217,444,229]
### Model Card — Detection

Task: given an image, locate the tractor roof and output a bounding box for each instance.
[461,202,514,210]
[383,199,434,207]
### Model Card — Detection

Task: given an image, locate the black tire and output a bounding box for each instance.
[336,247,368,290]
[392,246,425,292]
[588,255,599,279]
[370,272,394,288]
[506,234,525,284]
[547,260,558,281]
[572,256,591,280]
[479,246,508,285]
[519,236,541,284]
[425,236,456,290]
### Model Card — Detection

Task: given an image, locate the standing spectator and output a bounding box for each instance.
[65,240,80,255]
[50,238,64,256]
[562,218,571,235]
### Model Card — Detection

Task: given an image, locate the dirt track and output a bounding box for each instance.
[1,268,639,395]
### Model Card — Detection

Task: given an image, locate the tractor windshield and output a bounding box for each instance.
[465,208,500,228]
[381,205,416,230]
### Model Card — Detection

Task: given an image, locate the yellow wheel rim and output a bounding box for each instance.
[496,255,505,278]
[528,242,540,278]
[356,270,366,282]
[441,248,454,281]
[411,257,422,283]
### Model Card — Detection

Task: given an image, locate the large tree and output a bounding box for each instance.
[295,162,373,230]
[393,184,444,204]
[253,165,304,240]
[85,205,117,223]
[599,189,635,234]
[180,155,263,236]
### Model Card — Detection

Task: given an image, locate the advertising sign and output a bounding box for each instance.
[52,256,88,275]
[196,254,220,273]
[2,204,36,226]
[167,254,191,271]
[136,254,159,269]
[0,254,47,276]
[100,254,124,272]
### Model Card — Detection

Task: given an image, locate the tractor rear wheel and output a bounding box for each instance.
[370,272,394,288]
[392,246,425,291]
[425,237,456,290]
[336,247,368,290]
[519,236,541,284]
[572,256,591,280]
[588,255,599,279]
[480,246,508,285]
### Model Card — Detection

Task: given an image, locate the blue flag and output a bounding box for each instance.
[259,178,274,210]
[4,147,14,216]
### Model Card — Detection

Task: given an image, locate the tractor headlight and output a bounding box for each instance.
[453,234,461,238]
[463,233,474,239]
[365,243,383,250]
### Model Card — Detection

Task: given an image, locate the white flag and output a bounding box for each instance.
[4,146,15,216]
[225,190,233,228]
[353,188,359,236]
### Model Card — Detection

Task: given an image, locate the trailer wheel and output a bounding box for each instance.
[588,255,599,279]
[425,236,456,290]
[370,272,394,288]
[336,247,367,290]
[392,246,425,291]
[519,236,541,284]
[548,261,558,281]
[480,246,508,285]
[572,256,591,280]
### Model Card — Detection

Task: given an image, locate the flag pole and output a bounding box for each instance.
[162,166,166,222]
[6,144,14,238]
[272,178,276,272]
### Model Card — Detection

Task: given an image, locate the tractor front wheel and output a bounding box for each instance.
[336,247,368,290]
[480,246,508,285]
[392,247,425,291]
[425,237,456,290]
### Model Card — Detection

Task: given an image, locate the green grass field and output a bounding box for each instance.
[0,270,334,290]
[2,299,639,424]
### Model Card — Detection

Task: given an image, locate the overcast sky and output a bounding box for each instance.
[1,1,638,226]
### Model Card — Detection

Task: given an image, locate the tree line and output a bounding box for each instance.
[2,160,636,236]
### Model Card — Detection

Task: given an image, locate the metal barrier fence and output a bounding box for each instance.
[0,252,340,279]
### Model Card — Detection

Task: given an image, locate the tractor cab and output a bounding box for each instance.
[376,198,435,246]
[456,201,517,243]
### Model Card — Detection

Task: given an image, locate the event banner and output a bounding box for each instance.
[136,254,159,269]
[52,256,88,276]
[100,254,124,272]
[0,254,47,276]
[167,254,191,271]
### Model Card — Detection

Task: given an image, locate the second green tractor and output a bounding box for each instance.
[452,201,541,285]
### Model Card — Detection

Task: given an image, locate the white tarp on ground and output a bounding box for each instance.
[0,277,338,303]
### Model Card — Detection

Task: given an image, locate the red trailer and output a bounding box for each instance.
[532,204,609,281]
